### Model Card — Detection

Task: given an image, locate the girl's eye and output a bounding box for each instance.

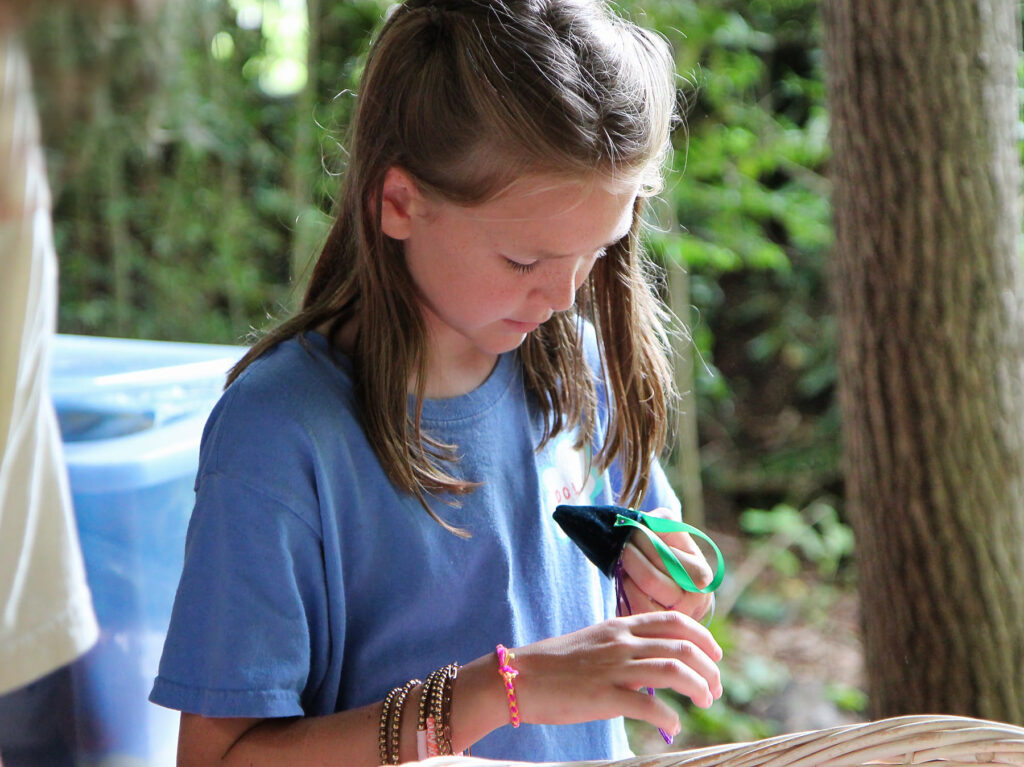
[505,258,537,274]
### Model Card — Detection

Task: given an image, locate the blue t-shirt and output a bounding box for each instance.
[149,331,680,761]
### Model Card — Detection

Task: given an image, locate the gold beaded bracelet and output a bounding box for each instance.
[378,678,420,765]
[417,667,445,748]
[430,666,451,754]
[378,685,401,765]
[437,664,459,755]
[381,664,469,762]
[407,662,466,759]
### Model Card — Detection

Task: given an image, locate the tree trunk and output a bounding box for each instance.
[822,0,1024,722]
[667,255,705,528]
[288,0,322,299]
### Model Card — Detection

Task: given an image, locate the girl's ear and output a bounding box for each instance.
[380,166,421,240]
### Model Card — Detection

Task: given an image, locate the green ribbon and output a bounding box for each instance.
[613,512,726,594]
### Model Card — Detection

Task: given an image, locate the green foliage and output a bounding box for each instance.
[740,501,855,577]
[732,589,792,623]
[35,0,840,524]
[826,682,869,714]
[675,701,776,744]
[637,0,837,522]
[722,652,790,707]
[28,0,383,343]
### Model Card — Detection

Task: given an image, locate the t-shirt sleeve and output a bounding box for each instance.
[637,458,683,516]
[606,453,682,516]
[150,472,329,717]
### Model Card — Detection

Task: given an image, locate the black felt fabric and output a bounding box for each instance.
[552,505,642,578]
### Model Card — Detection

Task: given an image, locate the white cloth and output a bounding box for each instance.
[0,30,98,695]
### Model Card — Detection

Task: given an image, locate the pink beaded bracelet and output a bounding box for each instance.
[495,644,521,728]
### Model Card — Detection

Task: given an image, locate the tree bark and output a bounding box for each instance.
[667,255,705,527]
[823,0,1024,722]
[288,0,321,297]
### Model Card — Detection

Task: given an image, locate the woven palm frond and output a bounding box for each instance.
[416,715,1024,767]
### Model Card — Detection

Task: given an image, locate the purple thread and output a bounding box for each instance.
[614,559,674,745]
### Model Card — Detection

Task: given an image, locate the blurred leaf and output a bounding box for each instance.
[826,683,869,713]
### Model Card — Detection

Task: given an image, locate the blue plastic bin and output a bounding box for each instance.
[0,334,245,767]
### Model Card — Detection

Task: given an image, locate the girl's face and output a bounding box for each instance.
[381,170,638,391]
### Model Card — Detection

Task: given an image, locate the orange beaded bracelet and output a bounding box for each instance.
[495,644,521,728]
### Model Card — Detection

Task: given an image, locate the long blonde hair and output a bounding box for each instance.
[229,0,679,534]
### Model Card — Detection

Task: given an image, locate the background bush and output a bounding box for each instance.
[28,0,837,532]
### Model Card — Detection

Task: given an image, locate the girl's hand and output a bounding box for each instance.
[620,507,715,620]
[510,612,723,736]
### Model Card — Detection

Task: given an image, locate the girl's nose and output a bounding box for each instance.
[540,261,584,313]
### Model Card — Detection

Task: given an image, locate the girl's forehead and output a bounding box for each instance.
[429,173,638,258]
[456,173,640,223]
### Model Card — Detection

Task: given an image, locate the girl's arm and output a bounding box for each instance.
[178,656,508,767]
[177,611,722,766]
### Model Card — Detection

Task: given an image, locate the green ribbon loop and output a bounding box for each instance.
[614,512,726,594]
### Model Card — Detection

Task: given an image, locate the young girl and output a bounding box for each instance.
[149,0,723,763]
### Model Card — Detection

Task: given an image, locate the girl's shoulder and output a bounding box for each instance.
[227,331,353,403]
[200,332,360,468]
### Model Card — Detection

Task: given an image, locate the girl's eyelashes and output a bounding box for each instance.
[505,247,608,275]
[505,258,538,274]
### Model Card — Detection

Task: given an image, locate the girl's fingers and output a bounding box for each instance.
[510,615,724,730]
[621,541,682,608]
[640,507,704,555]
[634,638,723,701]
[621,539,715,622]
[621,571,663,615]
[626,657,717,708]
[626,611,723,662]
[610,686,681,735]
[631,509,718,621]
[629,529,715,591]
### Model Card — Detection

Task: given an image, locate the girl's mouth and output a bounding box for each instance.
[503,319,542,333]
